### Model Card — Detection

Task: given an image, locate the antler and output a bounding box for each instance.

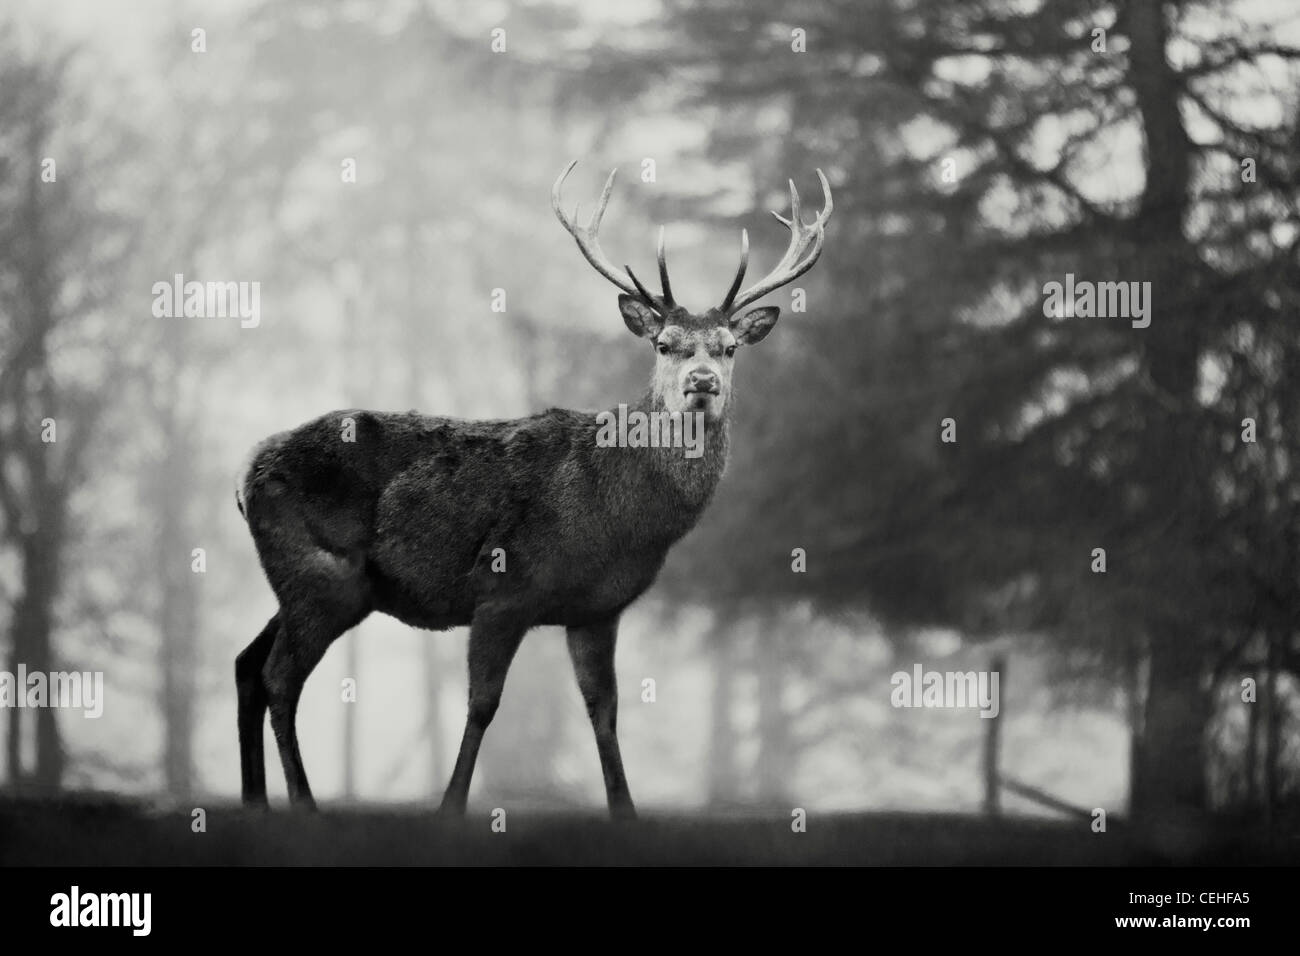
[552,160,671,311]
[721,169,833,314]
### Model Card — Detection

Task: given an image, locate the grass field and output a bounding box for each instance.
[2,795,1297,865]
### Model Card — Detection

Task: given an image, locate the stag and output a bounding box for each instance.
[235,161,832,818]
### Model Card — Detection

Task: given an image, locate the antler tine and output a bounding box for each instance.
[623,264,659,305]
[590,167,617,231]
[813,168,834,225]
[720,228,749,311]
[724,169,833,314]
[551,159,579,217]
[657,226,675,308]
[551,160,643,301]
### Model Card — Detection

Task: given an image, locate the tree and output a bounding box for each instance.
[0,24,138,790]
[594,0,1300,816]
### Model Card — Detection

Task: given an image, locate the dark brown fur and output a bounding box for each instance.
[237,161,827,818]
[236,390,729,817]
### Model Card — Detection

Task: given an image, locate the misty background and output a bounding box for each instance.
[1,0,1297,826]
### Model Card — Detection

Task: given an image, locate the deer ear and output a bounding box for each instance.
[730,306,780,345]
[619,294,663,339]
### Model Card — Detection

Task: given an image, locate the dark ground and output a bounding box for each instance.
[2,795,1297,865]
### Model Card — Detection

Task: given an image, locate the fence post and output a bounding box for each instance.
[984,655,1005,816]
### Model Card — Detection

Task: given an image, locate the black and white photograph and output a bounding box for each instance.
[0,0,1296,937]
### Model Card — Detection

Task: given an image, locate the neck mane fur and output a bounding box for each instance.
[590,389,731,541]
[636,388,730,500]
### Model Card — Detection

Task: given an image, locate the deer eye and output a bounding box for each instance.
[725,345,737,357]
[656,342,670,355]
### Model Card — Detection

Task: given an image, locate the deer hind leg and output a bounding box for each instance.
[439,608,529,817]
[262,550,371,809]
[567,617,636,821]
[236,614,281,807]
[263,609,358,809]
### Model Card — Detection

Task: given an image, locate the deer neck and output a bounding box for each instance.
[620,390,730,519]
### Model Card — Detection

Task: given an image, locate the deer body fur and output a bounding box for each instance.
[235,161,830,819]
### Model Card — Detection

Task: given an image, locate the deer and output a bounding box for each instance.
[235,160,832,819]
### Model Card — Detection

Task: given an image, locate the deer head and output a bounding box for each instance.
[552,161,833,421]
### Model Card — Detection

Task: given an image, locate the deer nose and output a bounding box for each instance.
[685,368,720,394]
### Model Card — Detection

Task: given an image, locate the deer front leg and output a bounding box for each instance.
[566,617,636,821]
[439,608,529,817]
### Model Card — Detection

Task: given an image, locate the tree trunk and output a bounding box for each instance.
[1125,639,1145,814]
[4,642,22,787]
[343,633,358,801]
[1125,0,1209,818]
[707,612,738,805]
[17,509,67,790]
[1243,642,1259,807]
[422,639,443,795]
[156,378,198,800]
[1131,624,1206,816]
[754,614,789,805]
[1263,631,1281,823]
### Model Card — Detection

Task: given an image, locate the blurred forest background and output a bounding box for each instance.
[1,0,1298,827]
